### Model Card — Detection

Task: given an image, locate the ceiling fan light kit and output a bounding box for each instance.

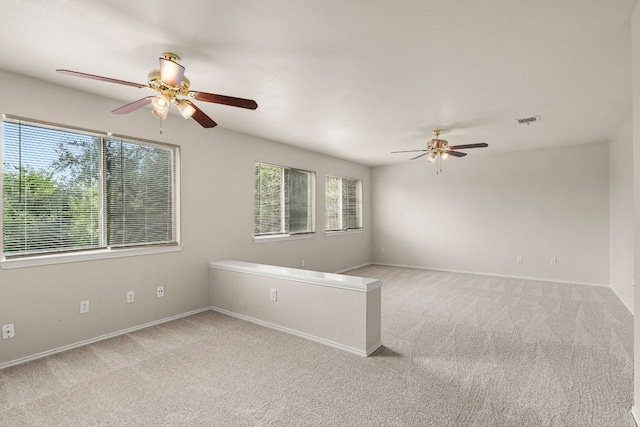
[151,94,170,119]
[176,99,196,119]
[391,129,489,174]
[56,52,258,131]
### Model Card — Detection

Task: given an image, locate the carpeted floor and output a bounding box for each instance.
[0,265,634,426]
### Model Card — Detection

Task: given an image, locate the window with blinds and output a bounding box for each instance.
[254,162,315,237]
[325,175,362,232]
[1,116,180,258]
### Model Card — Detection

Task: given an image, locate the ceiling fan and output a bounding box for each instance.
[56,53,258,130]
[392,129,488,172]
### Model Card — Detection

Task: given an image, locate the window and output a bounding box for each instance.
[2,115,180,259]
[325,175,362,232]
[254,162,315,237]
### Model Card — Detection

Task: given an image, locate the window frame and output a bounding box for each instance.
[324,174,363,234]
[1,115,181,269]
[254,161,316,242]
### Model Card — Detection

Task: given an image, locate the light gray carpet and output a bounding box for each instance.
[0,265,634,426]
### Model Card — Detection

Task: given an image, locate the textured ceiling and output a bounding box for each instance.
[0,0,636,166]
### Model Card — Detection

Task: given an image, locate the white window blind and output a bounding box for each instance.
[254,162,314,237]
[106,138,176,247]
[325,175,362,232]
[2,116,180,258]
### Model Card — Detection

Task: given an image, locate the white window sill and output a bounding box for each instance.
[324,229,363,237]
[0,245,183,270]
[254,233,316,243]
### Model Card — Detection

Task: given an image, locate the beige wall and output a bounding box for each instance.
[0,71,372,365]
[371,142,610,285]
[632,0,640,416]
[209,263,381,356]
[609,118,634,313]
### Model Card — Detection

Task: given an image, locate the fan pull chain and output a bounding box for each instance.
[159,120,163,135]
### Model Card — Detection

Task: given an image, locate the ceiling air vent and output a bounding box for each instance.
[515,115,540,125]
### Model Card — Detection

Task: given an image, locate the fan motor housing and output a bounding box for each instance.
[148,69,191,96]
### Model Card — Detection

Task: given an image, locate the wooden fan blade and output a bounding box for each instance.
[111,97,154,114]
[189,102,218,128]
[192,91,258,110]
[447,150,468,157]
[56,69,145,88]
[448,143,489,150]
[391,149,428,153]
[410,152,429,160]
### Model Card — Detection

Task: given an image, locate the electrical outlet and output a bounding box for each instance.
[517,256,523,263]
[127,291,135,303]
[2,324,15,340]
[381,247,385,253]
[550,258,557,266]
[80,300,90,314]
[270,288,277,302]
[157,286,165,298]
[301,259,305,267]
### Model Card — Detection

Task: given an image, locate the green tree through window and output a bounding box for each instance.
[2,117,179,257]
[254,162,314,237]
[325,175,362,232]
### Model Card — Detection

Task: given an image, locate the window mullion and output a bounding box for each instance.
[338,178,344,230]
[99,136,107,248]
[280,167,287,234]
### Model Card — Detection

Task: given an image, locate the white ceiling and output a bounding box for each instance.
[0,0,636,166]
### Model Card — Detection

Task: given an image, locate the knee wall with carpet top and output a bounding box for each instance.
[209,260,382,356]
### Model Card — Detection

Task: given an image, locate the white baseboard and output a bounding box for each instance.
[366,341,383,356]
[0,261,379,370]
[374,262,609,288]
[210,306,374,357]
[0,262,622,371]
[632,406,640,426]
[358,262,634,317]
[334,262,373,274]
[0,307,211,371]
[610,285,634,315]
